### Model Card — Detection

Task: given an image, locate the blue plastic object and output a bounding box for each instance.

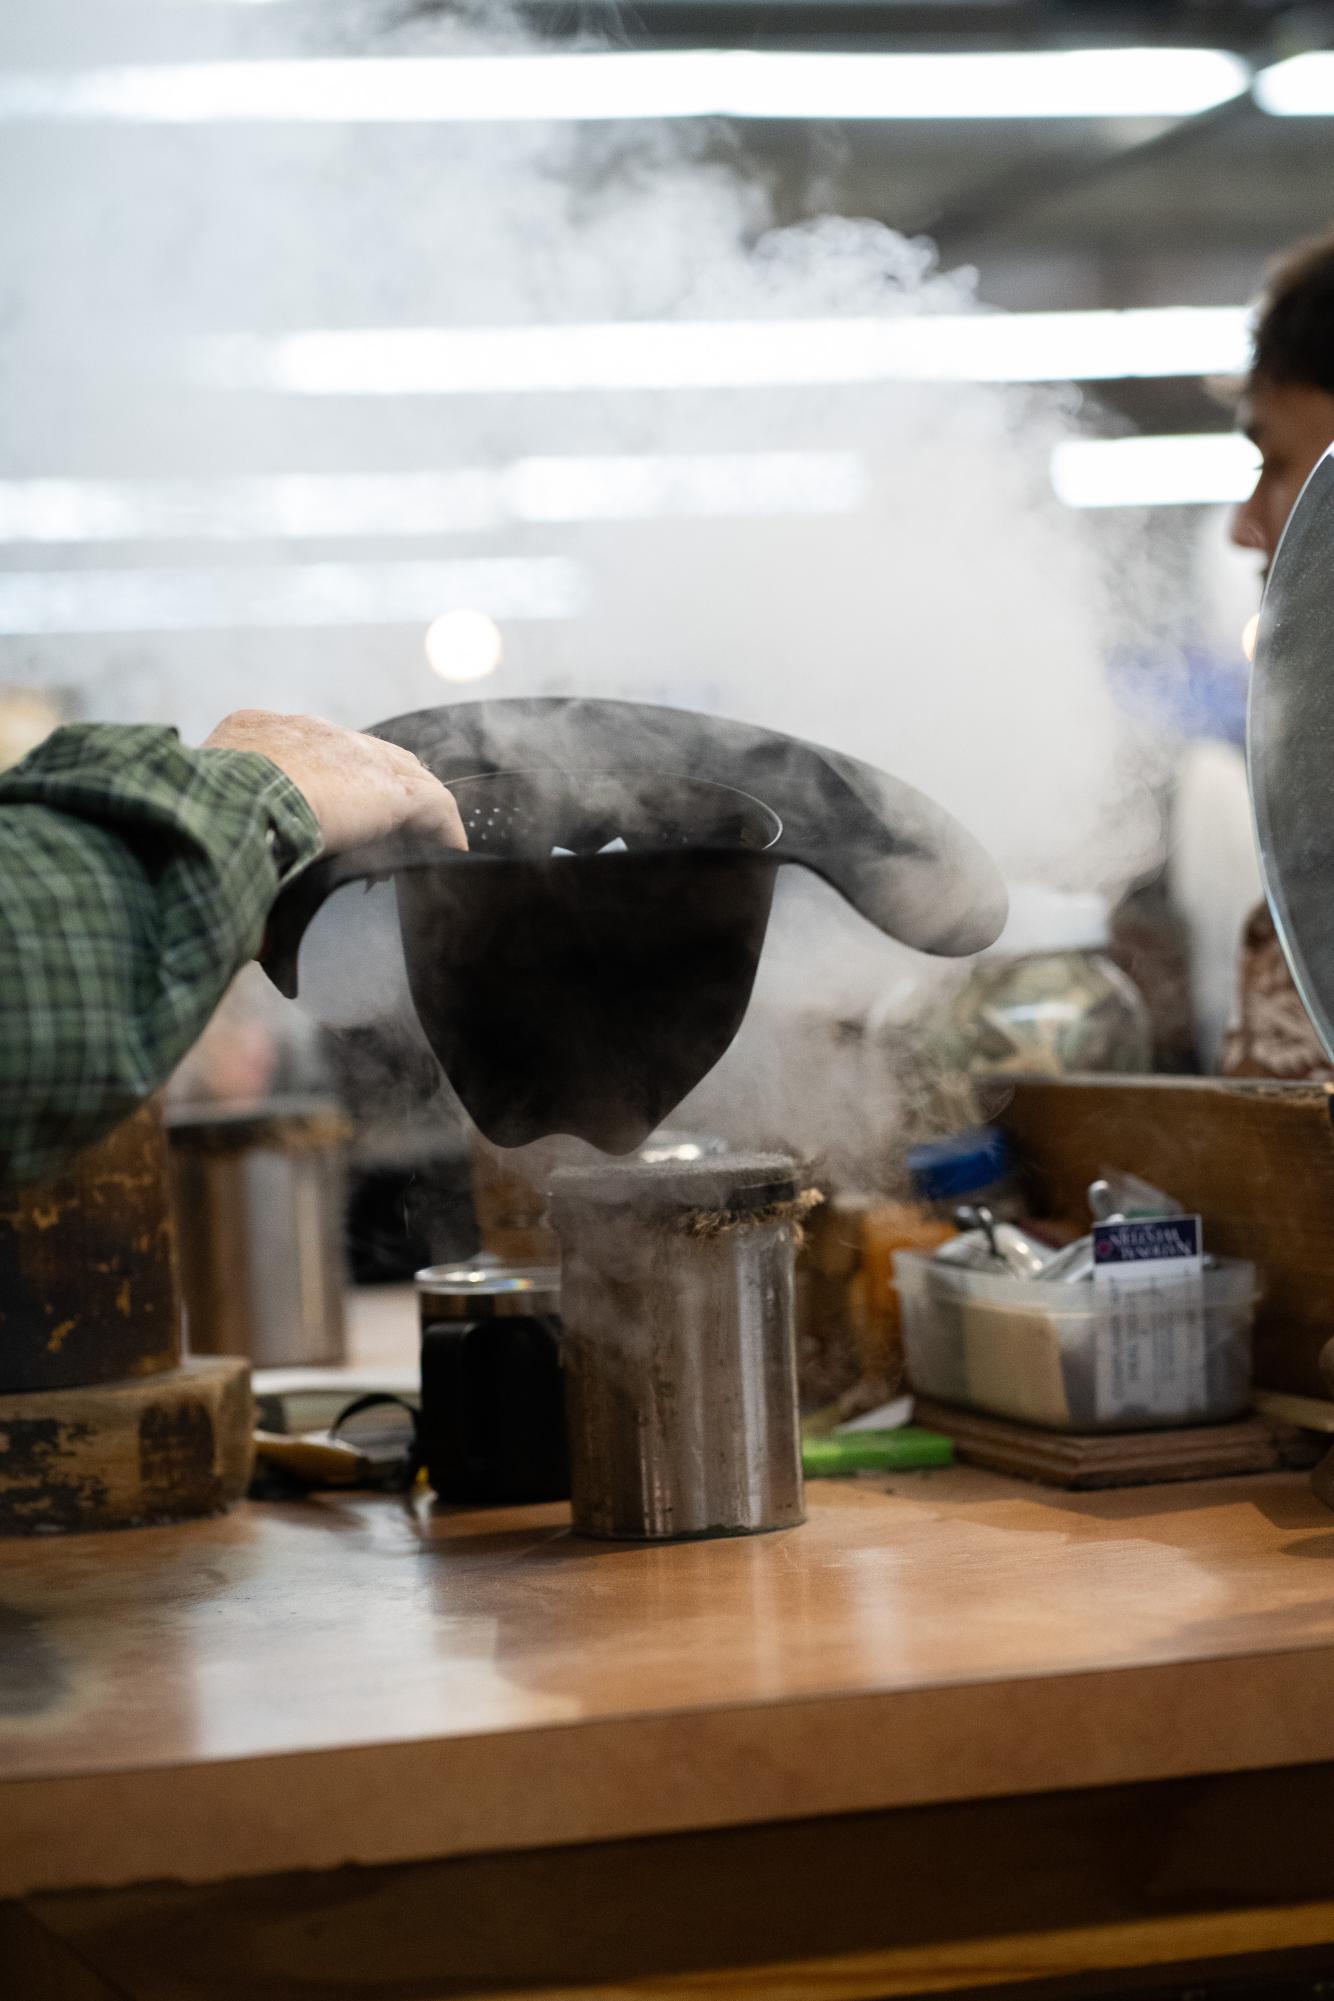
[906,1126,1014,1206]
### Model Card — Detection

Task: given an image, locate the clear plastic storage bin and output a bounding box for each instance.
[895,1251,1257,1431]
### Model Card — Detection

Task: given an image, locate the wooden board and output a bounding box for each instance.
[1256,1386,1334,1432]
[913,1397,1297,1488]
[0,1356,253,1533]
[998,1075,1334,1399]
[9,1472,1334,1895]
[0,1102,180,1393]
[15,1765,1334,1999]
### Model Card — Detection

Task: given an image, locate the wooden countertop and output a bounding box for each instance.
[6,1461,1334,1898]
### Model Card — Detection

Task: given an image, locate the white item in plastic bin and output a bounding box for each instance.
[963,1297,1071,1425]
[894,1250,1257,1432]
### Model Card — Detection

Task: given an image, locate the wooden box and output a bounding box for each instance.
[997,1076,1334,1400]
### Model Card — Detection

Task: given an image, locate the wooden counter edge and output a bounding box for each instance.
[15,1763,1334,1999]
[6,1642,1334,1897]
[28,1903,1334,2001]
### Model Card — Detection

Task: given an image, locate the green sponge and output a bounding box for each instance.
[802,1427,954,1477]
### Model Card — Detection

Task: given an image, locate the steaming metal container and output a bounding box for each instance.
[549,1154,806,1542]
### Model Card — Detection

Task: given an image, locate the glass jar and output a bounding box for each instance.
[945,888,1152,1077]
[416,1256,566,1505]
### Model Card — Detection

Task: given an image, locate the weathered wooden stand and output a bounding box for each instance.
[0,1104,252,1533]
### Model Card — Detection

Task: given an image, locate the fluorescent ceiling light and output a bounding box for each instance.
[1051,433,1260,508]
[510,451,865,520]
[1254,52,1334,115]
[0,473,500,543]
[0,557,582,635]
[0,49,1250,125]
[0,455,864,544]
[203,306,1252,397]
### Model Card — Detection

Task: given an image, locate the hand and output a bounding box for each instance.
[204,710,467,856]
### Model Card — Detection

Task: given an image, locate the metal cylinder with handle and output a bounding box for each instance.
[549,1153,806,1542]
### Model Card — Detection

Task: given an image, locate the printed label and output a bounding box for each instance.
[1092,1217,1202,1269]
[1091,1216,1205,1421]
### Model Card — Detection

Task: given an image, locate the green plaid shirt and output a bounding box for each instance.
[0,724,322,1188]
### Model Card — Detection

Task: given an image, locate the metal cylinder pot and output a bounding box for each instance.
[548,1153,805,1542]
[167,1098,349,1368]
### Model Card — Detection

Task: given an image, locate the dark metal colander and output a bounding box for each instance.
[263,700,1006,1153]
[449,769,782,860]
[391,770,782,1150]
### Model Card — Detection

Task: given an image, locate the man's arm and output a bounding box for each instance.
[0,713,463,1187]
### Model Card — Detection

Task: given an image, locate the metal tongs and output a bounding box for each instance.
[934,1203,1055,1279]
[930,1172,1203,1285]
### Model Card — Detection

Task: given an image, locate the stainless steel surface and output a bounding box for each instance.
[984,1223,1053,1278]
[169,1100,348,1368]
[1036,1235,1097,1283]
[1088,1180,1117,1223]
[1249,447,1334,1065]
[550,1154,805,1543]
[937,1206,1053,1277]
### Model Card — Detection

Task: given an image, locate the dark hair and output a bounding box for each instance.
[1253,227,1334,395]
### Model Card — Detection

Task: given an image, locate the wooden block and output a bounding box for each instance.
[1254,1386,1334,1432]
[0,1102,180,1393]
[0,1357,253,1534]
[999,1075,1334,1398]
[914,1397,1285,1489]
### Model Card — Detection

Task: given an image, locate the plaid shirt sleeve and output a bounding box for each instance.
[0,723,322,1187]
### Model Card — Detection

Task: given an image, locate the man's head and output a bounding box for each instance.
[1231,228,1334,570]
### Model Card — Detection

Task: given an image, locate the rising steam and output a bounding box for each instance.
[0,0,1167,1172]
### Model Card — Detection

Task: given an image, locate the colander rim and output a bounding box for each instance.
[442,766,783,853]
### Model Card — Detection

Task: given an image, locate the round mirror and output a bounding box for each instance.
[1248,447,1334,1060]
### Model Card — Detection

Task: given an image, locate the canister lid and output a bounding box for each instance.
[416,1255,560,1318]
[548,1151,798,1218]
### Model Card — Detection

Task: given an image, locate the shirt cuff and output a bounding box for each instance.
[204,748,324,888]
[259,764,324,886]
